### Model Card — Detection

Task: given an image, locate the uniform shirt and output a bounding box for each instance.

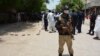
[56,13,73,35]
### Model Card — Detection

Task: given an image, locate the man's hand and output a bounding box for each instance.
[62,27,68,30]
[62,26,72,33]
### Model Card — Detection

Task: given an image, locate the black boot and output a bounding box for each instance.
[59,53,62,56]
[93,37,99,39]
[90,31,94,36]
[70,53,73,56]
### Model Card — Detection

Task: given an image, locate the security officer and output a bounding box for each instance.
[87,11,97,35]
[56,7,74,56]
[71,10,78,35]
[77,10,83,33]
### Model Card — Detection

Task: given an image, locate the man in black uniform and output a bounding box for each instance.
[71,10,78,35]
[87,11,97,35]
[44,12,48,31]
[56,7,74,56]
[77,10,83,33]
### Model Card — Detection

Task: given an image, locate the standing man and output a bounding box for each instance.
[77,10,83,33]
[94,14,100,39]
[44,12,48,31]
[71,10,78,35]
[47,10,56,33]
[87,11,97,35]
[56,7,74,56]
[41,12,48,31]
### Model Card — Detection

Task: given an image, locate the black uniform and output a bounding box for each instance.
[71,12,78,34]
[77,11,83,33]
[87,12,97,35]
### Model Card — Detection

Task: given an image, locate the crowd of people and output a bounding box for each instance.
[87,10,100,40]
[41,9,100,39]
[41,10,84,35]
[41,7,100,56]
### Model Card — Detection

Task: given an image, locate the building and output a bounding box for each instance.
[85,0,100,14]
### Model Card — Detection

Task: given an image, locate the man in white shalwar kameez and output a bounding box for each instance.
[94,15,100,39]
[47,10,56,33]
[41,13,45,29]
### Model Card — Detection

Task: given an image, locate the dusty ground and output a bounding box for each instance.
[0,20,100,56]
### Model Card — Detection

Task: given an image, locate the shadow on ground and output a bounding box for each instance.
[93,37,100,40]
[0,22,36,36]
[0,38,4,43]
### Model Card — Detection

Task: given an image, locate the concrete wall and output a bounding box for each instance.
[87,0,100,7]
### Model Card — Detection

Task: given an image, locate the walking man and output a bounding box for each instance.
[44,12,48,31]
[56,7,74,56]
[47,10,56,33]
[87,11,97,35]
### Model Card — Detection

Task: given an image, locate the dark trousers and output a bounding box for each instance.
[44,22,48,31]
[77,23,82,33]
[88,22,95,34]
[77,18,82,33]
[72,25,76,34]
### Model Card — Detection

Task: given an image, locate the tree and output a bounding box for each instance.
[60,0,70,6]
[56,0,84,11]
[16,0,45,12]
[56,4,62,12]
[0,0,47,12]
[0,0,16,12]
[41,3,47,11]
[71,0,84,11]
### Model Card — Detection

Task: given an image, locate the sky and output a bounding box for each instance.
[46,0,60,10]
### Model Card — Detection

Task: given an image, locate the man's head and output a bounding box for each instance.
[48,10,52,12]
[62,7,69,14]
[72,10,75,13]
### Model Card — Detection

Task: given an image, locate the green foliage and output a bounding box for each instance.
[41,3,47,11]
[56,0,84,11]
[56,4,62,12]
[60,0,70,6]
[0,0,16,11]
[71,0,84,11]
[0,0,47,12]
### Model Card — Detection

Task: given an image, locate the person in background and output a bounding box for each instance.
[54,12,60,22]
[47,10,56,33]
[94,13,100,39]
[87,11,97,35]
[77,10,83,33]
[71,10,78,35]
[43,12,48,31]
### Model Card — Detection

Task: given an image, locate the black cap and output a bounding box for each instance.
[48,10,52,12]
